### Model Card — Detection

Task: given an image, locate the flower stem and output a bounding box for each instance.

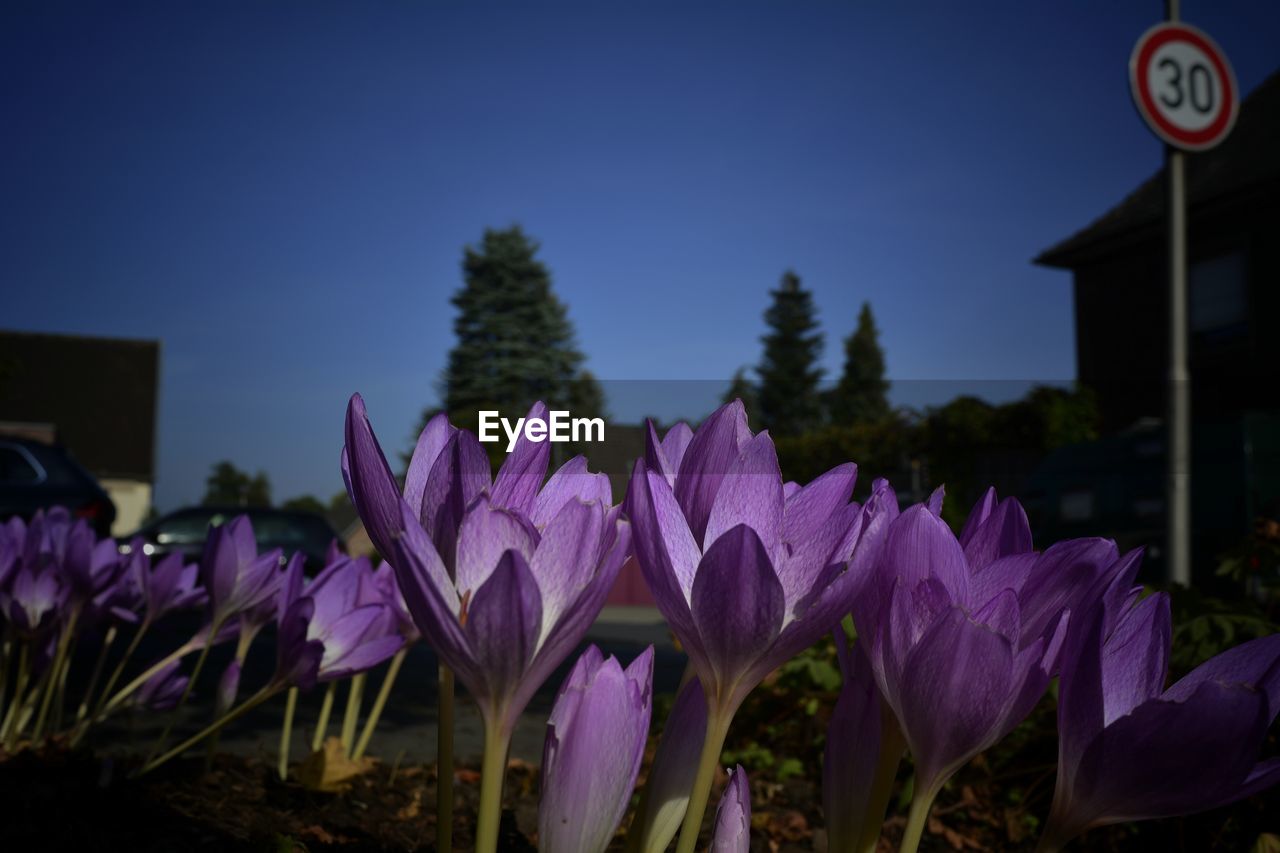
[436,663,455,853]
[352,647,406,761]
[278,686,298,780]
[475,715,512,853]
[33,607,80,741]
[899,779,942,853]
[673,708,733,853]
[340,673,366,757]
[856,714,905,853]
[311,680,337,752]
[146,619,221,764]
[0,642,31,748]
[136,686,279,775]
[76,625,118,723]
[93,619,150,720]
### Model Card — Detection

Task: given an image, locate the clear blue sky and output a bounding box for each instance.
[3,1,1278,511]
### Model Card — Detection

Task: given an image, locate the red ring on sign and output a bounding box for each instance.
[1133,24,1236,149]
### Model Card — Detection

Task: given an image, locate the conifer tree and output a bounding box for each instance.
[829,302,890,425]
[439,226,603,433]
[756,270,824,435]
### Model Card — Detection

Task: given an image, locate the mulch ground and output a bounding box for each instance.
[1,742,1275,851]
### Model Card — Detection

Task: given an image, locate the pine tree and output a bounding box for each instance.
[829,302,890,425]
[440,226,603,433]
[756,270,824,435]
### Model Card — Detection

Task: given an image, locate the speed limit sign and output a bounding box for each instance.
[1130,22,1238,151]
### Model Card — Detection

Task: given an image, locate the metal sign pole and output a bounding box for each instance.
[1165,0,1192,587]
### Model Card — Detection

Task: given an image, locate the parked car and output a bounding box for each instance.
[0,436,117,537]
[121,506,343,573]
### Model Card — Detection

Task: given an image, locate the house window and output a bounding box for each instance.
[1189,251,1247,338]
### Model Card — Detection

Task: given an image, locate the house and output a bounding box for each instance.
[0,330,160,535]
[1033,69,1280,578]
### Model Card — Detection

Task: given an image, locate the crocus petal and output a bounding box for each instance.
[1099,592,1170,725]
[660,422,694,477]
[532,499,606,646]
[961,496,1032,573]
[781,462,857,545]
[958,487,998,548]
[403,412,455,521]
[628,676,708,853]
[343,394,406,561]
[690,524,784,690]
[703,431,784,556]
[710,765,751,853]
[823,641,884,852]
[532,455,612,527]
[625,461,701,626]
[539,646,653,853]
[454,497,538,598]
[464,550,543,709]
[877,506,970,608]
[969,552,1038,614]
[1162,632,1280,715]
[491,400,551,515]
[895,607,1013,792]
[925,486,945,517]
[674,400,749,544]
[1018,538,1120,644]
[420,429,492,573]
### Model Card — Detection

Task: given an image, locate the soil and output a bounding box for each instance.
[1,738,1276,852]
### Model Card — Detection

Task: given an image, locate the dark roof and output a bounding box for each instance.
[1037,69,1280,269]
[0,330,160,481]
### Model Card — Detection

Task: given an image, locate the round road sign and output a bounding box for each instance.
[1129,22,1238,151]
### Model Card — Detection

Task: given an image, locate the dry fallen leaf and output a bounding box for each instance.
[297,737,377,792]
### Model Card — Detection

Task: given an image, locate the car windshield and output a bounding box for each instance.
[152,509,335,555]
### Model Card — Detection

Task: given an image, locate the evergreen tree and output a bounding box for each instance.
[440,226,603,433]
[756,270,824,435]
[202,461,271,507]
[829,302,890,425]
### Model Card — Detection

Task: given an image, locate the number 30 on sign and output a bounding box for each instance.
[1129,22,1238,151]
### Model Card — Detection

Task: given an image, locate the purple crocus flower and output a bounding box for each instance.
[626,401,891,716]
[1039,571,1280,851]
[134,659,190,712]
[200,516,284,628]
[862,502,1069,843]
[0,564,61,638]
[344,395,629,739]
[272,552,404,691]
[539,645,654,853]
[126,547,205,623]
[710,765,751,853]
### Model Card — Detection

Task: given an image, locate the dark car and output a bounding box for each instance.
[122,506,343,572]
[0,436,117,537]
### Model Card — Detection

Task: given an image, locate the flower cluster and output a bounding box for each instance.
[4,394,1278,853]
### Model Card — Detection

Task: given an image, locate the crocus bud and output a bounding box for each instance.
[626,675,708,853]
[539,645,653,853]
[710,765,750,853]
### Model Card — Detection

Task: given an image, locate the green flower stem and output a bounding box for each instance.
[352,647,406,761]
[278,686,298,780]
[856,714,906,853]
[0,635,12,724]
[93,618,151,720]
[340,673,366,757]
[899,779,942,853]
[33,606,80,741]
[0,642,31,748]
[75,624,118,723]
[145,617,223,764]
[436,663,455,853]
[311,681,337,752]
[673,707,734,853]
[475,714,513,853]
[137,686,280,775]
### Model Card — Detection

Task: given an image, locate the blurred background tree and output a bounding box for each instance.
[756,270,824,436]
[438,225,603,436]
[827,301,889,426]
[202,460,271,507]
